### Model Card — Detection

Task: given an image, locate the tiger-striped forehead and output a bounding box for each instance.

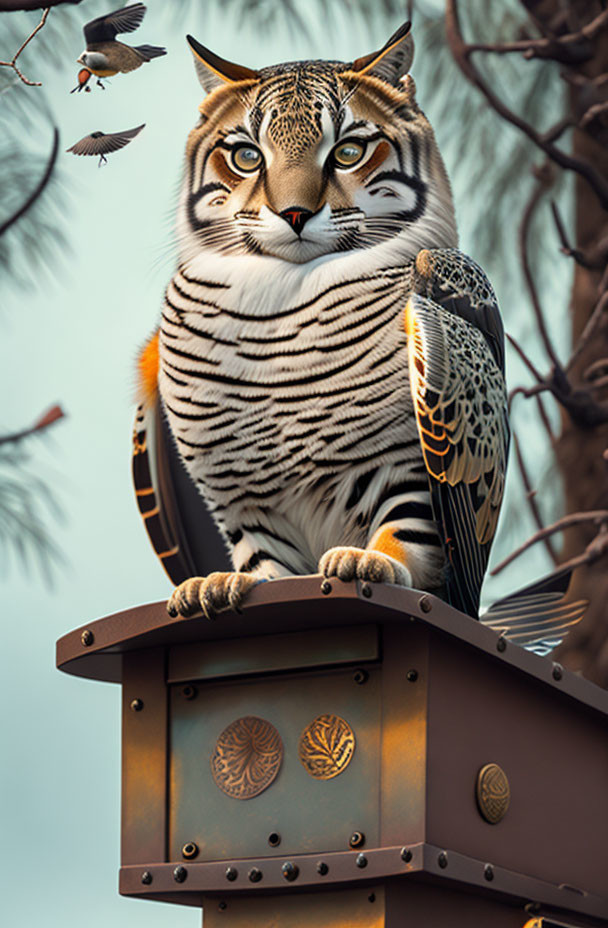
[250,62,344,160]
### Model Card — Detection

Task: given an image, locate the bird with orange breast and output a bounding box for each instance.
[75,2,166,90]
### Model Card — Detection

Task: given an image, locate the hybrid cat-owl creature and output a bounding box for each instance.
[132,24,584,647]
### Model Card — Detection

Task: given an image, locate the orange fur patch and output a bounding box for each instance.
[371,526,408,565]
[356,140,390,181]
[137,330,159,405]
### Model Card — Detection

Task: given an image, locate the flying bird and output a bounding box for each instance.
[66,124,145,166]
[76,3,166,88]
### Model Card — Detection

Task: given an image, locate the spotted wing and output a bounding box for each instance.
[66,124,145,157]
[133,395,230,586]
[406,249,509,618]
[84,3,146,45]
[481,569,587,656]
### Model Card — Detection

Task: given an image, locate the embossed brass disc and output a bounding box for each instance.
[211,716,283,800]
[299,714,355,780]
[476,763,510,824]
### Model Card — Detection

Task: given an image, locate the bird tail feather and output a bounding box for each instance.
[480,568,587,656]
[134,44,167,61]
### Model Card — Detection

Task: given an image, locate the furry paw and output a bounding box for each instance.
[167,572,260,620]
[318,547,412,586]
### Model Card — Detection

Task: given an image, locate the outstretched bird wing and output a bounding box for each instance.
[66,124,145,157]
[84,2,147,46]
[132,335,230,586]
[406,248,509,618]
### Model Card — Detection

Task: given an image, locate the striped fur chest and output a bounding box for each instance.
[158,256,423,563]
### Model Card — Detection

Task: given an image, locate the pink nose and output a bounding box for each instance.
[279,207,313,236]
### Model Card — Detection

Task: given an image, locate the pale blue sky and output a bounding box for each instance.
[1,2,564,925]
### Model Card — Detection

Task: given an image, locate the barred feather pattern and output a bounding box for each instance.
[160,256,445,588]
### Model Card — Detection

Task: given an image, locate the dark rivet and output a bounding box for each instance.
[406,669,418,683]
[552,662,563,681]
[248,867,262,883]
[419,595,432,613]
[349,831,365,848]
[356,853,368,868]
[484,864,494,881]
[353,668,368,685]
[218,901,227,911]
[181,684,197,700]
[438,851,448,869]
[317,861,329,875]
[182,842,199,860]
[526,903,541,915]
[173,866,187,883]
[496,636,507,653]
[81,629,94,647]
[268,832,281,847]
[225,866,238,882]
[361,583,372,598]
[130,698,144,712]
[141,871,152,885]
[281,862,299,882]
[368,893,376,902]
[401,847,412,863]
[321,580,332,595]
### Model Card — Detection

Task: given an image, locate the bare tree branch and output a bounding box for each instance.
[445,0,608,210]
[0,128,59,236]
[0,0,82,10]
[491,509,608,575]
[0,405,64,447]
[0,6,50,86]
[512,431,559,563]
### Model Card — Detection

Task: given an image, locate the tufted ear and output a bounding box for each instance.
[350,22,414,86]
[186,34,259,93]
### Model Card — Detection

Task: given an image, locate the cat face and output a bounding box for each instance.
[179,26,457,265]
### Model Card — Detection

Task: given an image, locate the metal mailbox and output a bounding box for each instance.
[56,577,608,927]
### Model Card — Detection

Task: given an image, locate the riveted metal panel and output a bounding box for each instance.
[202,886,385,928]
[169,664,382,861]
[121,648,167,865]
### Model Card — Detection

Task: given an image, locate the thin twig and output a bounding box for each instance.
[512,432,558,563]
[461,9,608,62]
[491,510,608,575]
[566,289,608,372]
[0,7,50,87]
[445,0,608,209]
[0,128,59,236]
[0,405,64,448]
[506,333,545,383]
[550,199,603,269]
[520,166,563,370]
[535,395,556,443]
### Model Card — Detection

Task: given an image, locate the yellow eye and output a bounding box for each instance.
[332,140,366,168]
[231,145,263,173]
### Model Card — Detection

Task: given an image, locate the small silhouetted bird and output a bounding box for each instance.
[66,124,145,166]
[76,3,166,88]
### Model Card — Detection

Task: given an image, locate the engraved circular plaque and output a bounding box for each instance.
[298,714,355,780]
[476,763,510,824]
[211,716,283,800]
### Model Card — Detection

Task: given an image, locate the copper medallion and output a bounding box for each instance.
[211,716,283,800]
[476,763,510,824]
[298,714,355,780]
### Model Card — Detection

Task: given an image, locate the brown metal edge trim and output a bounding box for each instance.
[55,578,608,718]
[118,843,608,920]
[420,844,608,921]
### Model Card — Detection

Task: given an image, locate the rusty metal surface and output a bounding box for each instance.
[169,665,382,862]
[425,632,608,899]
[202,886,385,927]
[118,842,608,922]
[168,624,379,684]
[55,578,608,723]
[121,649,167,865]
